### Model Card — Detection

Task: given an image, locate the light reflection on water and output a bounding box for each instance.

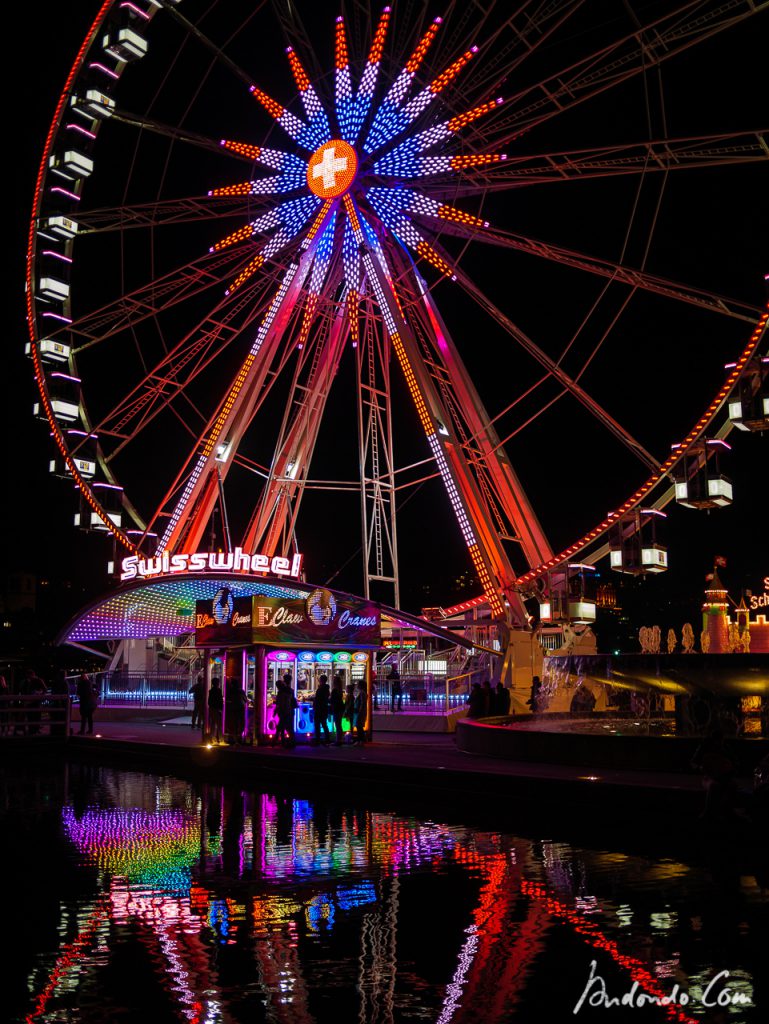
[6,767,766,1023]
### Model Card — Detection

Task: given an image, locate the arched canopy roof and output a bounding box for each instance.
[57,573,481,651]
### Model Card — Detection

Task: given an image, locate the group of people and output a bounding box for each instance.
[0,669,97,735]
[466,680,511,719]
[188,676,248,745]
[309,673,368,747]
[189,672,370,748]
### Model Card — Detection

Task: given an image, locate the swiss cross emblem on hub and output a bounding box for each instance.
[307,140,358,198]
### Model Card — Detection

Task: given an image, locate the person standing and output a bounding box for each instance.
[330,675,345,746]
[77,674,97,735]
[494,682,511,716]
[467,683,484,719]
[276,673,297,747]
[208,678,224,743]
[189,675,205,729]
[353,681,368,744]
[313,674,331,745]
[343,683,356,744]
[527,676,543,715]
[388,666,403,712]
[225,678,246,743]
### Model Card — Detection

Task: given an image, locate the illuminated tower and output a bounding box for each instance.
[702,567,730,653]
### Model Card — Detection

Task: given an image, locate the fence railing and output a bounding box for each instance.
[0,695,71,739]
[374,672,471,714]
[95,674,192,707]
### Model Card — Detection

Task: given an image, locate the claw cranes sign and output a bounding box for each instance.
[27,1,769,633]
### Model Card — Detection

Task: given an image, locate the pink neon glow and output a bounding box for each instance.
[50,187,81,201]
[42,251,73,263]
[41,313,73,324]
[66,123,97,139]
[88,62,119,79]
[120,1,150,19]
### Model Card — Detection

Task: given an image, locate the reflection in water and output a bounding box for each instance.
[8,768,764,1023]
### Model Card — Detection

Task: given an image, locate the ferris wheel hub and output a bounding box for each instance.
[306,139,357,198]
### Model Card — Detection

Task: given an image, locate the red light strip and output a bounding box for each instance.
[346,289,360,345]
[285,47,311,93]
[416,240,454,277]
[343,193,361,233]
[516,305,769,584]
[221,140,262,161]
[335,16,349,70]
[210,181,252,197]
[367,7,391,65]
[391,331,433,433]
[437,204,487,229]
[406,20,441,74]
[297,292,319,348]
[211,224,254,251]
[226,254,264,294]
[25,0,138,552]
[305,199,334,243]
[250,85,284,121]
[430,48,476,94]
[450,153,506,170]
[448,99,501,133]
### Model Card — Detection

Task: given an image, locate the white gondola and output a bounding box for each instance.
[41,216,78,239]
[609,509,668,574]
[727,357,769,432]
[74,482,124,530]
[673,439,733,509]
[38,277,70,301]
[25,338,71,363]
[539,564,597,624]
[49,151,94,179]
[71,90,115,119]
[34,372,81,423]
[125,528,159,554]
[103,27,148,61]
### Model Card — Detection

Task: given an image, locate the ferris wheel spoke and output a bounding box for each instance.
[453,263,662,472]
[479,0,768,145]
[104,110,237,159]
[93,269,284,456]
[440,130,769,191]
[161,0,268,92]
[455,0,587,101]
[152,201,337,554]
[449,224,763,324]
[66,248,268,352]
[75,194,255,234]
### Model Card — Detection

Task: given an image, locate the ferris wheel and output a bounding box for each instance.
[27,0,768,624]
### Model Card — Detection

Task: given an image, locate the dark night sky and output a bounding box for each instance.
[5,0,768,631]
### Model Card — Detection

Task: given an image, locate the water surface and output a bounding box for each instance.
[3,762,766,1023]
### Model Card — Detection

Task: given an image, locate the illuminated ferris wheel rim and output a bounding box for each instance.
[26,0,769,610]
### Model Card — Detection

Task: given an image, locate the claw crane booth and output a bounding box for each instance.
[194,578,381,742]
[57,548,381,744]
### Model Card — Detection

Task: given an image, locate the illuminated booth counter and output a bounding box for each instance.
[57,563,477,742]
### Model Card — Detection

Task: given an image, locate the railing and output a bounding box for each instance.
[0,695,71,739]
[96,673,192,707]
[374,672,470,714]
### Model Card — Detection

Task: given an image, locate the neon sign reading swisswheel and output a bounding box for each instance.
[27,1,768,621]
